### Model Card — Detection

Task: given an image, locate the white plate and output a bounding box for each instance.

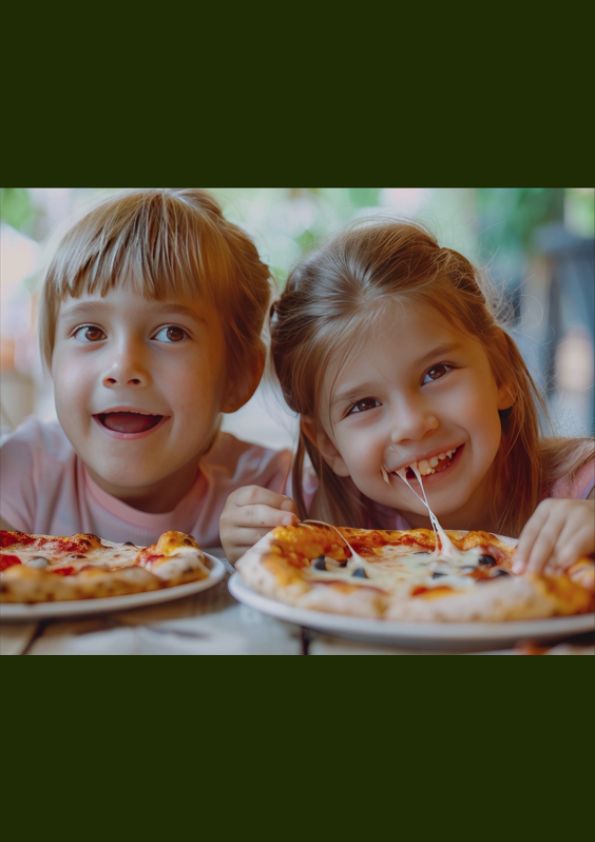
[0,555,226,622]
[228,574,595,651]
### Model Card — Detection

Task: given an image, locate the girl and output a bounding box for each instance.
[0,189,295,547]
[220,220,594,571]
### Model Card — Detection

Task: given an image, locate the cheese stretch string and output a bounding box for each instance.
[392,466,459,562]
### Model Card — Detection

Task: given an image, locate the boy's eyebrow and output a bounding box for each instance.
[58,299,207,322]
[331,342,463,407]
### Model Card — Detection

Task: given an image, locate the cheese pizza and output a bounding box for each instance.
[235,522,595,622]
[0,529,211,604]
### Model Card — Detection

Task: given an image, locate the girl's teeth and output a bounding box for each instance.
[414,449,456,477]
[383,448,458,481]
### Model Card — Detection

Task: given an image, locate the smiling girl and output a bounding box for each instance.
[220,220,594,571]
[0,189,293,546]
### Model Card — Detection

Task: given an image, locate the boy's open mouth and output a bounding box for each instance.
[95,412,164,434]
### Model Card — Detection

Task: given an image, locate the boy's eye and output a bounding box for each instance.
[73,325,105,343]
[422,363,452,384]
[153,325,189,343]
[346,397,381,416]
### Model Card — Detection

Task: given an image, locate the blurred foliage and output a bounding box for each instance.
[476,188,565,260]
[565,187,595,235]
[0,188,37,235]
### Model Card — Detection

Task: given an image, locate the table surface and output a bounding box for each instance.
[2,560,594,655]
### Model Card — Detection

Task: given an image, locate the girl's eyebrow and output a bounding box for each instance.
[332,382,378,407]
[331,342,463,407]
[417,341,462,364]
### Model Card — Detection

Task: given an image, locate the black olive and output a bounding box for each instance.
[492,568,510,577]
[352,567,368,578]
[478,554,496,566]
[432,571,447,578]
[124,541,135,546]
[312,556,327,571]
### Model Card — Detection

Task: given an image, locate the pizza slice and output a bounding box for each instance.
[0,529,211,604]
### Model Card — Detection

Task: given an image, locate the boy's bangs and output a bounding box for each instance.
[52,211,228,305]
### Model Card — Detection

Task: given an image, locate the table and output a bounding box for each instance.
[2,566,593,655]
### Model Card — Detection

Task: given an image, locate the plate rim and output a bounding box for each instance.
[0,554,226,622]
[228,572,595,647]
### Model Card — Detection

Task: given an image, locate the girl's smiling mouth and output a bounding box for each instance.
[383,444,464,482]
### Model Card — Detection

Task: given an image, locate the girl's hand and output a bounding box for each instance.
[513,498,595,575]
[220,485,298,564]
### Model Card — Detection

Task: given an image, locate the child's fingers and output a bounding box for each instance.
[525,520,568,573]
[544,523,594,573]
[518,500,595,574]
[514,505,550,573]
[225,503,297,529]
[231,485,296,511]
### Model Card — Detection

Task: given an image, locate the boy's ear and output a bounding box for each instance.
[221,345,265,414]
[301,417,350,477]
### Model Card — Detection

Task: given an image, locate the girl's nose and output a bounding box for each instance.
[389,407,439,443]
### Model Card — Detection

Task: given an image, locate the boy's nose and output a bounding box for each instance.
[102,350,149,388]
[103,372,144,386]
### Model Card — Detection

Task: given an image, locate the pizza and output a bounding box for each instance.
[235,522,595,622]
[0,529,211,604]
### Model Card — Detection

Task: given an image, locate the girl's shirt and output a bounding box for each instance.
[547,457,595,501]
[0,417,292,548]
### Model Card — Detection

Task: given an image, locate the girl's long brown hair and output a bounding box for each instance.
[270,220,592,536]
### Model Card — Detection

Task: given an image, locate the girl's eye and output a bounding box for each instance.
[346,397,381,416]
[73,325,105,343]
[422,363,452,384]
[153,325,189,343]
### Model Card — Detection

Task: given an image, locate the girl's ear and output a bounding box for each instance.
[301,417,350,477]
[497,382,515,411]
[222,345,265,413]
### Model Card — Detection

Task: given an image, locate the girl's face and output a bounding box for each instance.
[52,286,236,511]
[314,299,512,530]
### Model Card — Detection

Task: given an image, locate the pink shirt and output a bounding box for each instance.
[546,457,595,501]
[0,417,292,547]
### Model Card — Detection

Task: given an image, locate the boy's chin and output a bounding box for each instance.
[87,466,164,495]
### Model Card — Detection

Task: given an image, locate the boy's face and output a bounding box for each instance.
[52,286,231,511]
[312,300,512,530]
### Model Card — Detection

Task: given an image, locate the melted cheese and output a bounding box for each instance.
[304,519,371,573]
[308,544,487,594]
[8,540,139,570]
[395,465,461,563]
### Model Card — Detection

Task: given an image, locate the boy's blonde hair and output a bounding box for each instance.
[271,220,590,536]
[39,189,272,383]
